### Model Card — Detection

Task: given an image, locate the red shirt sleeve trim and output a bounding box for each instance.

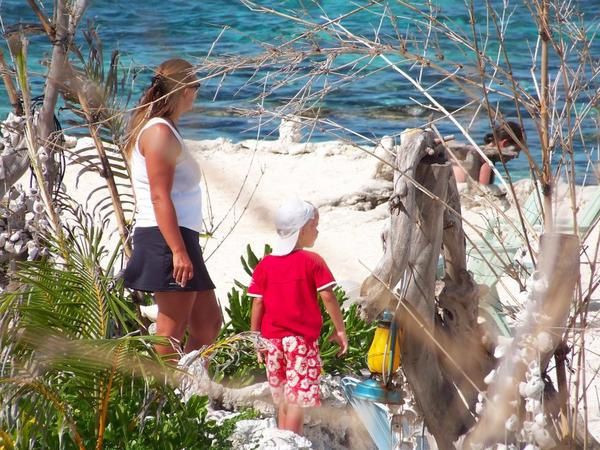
[316,281,337,291]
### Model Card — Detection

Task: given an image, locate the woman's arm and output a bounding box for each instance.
[140,124,193,287]
[478,162,494,185]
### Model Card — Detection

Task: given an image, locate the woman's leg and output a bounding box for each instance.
[155,291,197,360]
[184,289,223,353]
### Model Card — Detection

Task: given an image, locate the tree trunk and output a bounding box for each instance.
[37,0,88,191]
[0,1,88,202]
[36,0,68,191]
[0,49,22,115]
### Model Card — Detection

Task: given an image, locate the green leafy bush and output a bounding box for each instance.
[212,244,375,384]
[317,288,375,374]
[0,216,252,449]
[110,393,258,450]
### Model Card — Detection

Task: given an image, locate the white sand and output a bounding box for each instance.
[192,138,391,300]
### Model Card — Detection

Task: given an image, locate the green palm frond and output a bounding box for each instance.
[69,21,129,144]
[55,19,136,253]
[0,375,86,449]
[65,140,135,224]
[0,328,173,449]
[1,202,138,340]
[0,207,179,447]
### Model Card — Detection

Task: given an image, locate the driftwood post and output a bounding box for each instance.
[361,128,494,449]
[361,127,593,448]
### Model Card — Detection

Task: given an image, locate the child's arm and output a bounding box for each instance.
[250,297,264,333]
[320,289,348,356]
[250,297,266,363]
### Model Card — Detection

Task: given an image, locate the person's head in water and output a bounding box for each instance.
[483,120,526,149]
[124,58,200,158]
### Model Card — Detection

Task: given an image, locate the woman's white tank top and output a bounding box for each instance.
[131,117,203,232]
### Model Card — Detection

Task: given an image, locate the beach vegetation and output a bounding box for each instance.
[0,204,255,449]
[0,2,265,448]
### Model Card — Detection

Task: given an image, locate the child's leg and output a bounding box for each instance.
[264,338,287,426]
[277,402,288,428]
[279,336,322,436]
[280,403,304,435]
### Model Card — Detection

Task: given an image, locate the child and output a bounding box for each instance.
[248,198,348,436]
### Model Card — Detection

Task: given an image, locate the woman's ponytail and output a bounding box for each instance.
[123,59,195,159]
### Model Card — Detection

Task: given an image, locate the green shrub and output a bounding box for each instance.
[211,244,375,384]
[111,393,258,450]
[317,288,375,374]
[0,217,253,449]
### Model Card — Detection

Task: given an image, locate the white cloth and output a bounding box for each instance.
[131,117,203,232]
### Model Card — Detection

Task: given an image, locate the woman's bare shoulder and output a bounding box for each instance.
[139,122,180,157]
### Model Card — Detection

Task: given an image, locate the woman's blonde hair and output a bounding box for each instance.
[123,58,197,158]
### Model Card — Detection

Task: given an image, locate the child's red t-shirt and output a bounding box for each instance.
[247,250,336,342]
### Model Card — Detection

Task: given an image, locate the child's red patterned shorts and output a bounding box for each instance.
[264,336,322,407]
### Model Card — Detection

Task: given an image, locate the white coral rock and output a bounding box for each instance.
[64,134,78,148]
[534,413,546,427]
[535,332,554,353]
[33,200,45,214]
[484,369,496,385]
[505,414,519,431]
[522,378,544,398]
[475,401,484,415]
[278,116,302,145]
[532,423,555,449]
[494,336,513,358]
[140,304,159,322]
[37,146,49,162]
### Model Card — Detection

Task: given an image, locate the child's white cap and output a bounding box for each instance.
[272,198,315,256]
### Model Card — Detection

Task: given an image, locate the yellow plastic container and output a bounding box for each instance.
[367,313,401,375]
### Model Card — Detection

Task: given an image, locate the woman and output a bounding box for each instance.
[123,58,222,359]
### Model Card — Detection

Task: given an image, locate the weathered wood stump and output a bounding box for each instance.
[361,128,494,449]
[361,128,592,449]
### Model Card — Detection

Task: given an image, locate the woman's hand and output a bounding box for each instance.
[172,249,194,287]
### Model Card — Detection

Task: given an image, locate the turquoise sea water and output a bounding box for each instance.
[1,0,598,182]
